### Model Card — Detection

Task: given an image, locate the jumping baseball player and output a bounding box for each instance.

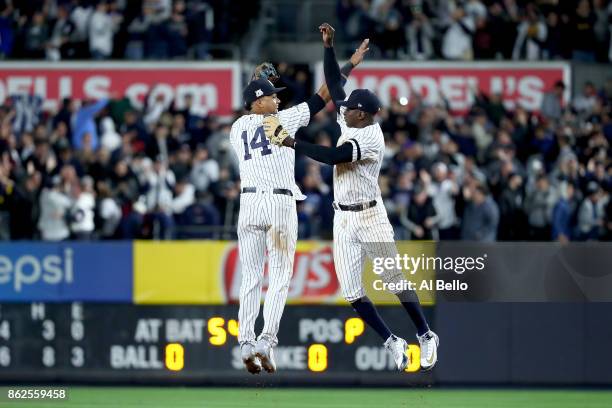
[263,23,439,372]
[232,42,369,374]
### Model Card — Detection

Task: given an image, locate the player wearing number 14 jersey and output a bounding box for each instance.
[229,41,368,375]
[229,78,316,375]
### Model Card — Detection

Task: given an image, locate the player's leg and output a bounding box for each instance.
[333,210,411,366]
[260,196,296,344]
[359,206,439,370]
[256,195,297,372]
[237,197,267,373]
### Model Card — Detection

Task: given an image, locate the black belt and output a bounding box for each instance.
[333,200,377,212]
[241,187,293,196]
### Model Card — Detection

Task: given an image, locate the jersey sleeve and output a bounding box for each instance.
[337,106,349,135]
[228,122,241,161]
[278,102,311,136]
[345,127,383,162]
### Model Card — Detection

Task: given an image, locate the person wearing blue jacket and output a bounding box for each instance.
[72,98,109,150]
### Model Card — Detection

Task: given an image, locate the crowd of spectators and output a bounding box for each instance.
[293,75,612,242]
[3,1,612,63]
[0,65,611,242]
[0,0,258,60]
[0,0,611,242]
[336,0,612,62]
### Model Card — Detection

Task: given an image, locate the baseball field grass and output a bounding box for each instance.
[2,387,611,408]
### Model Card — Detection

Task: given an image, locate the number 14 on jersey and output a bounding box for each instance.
[241,127,272,161]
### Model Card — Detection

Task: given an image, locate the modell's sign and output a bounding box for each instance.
[315,61,570,114]
[222,244,341,303]
[0,62,241,115]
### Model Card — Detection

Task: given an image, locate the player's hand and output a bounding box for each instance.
[263,115,290,146]
[349,39,370,67]
[319,23,335,48]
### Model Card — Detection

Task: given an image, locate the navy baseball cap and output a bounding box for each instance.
[336,89,381,114]
[243,79,286,108]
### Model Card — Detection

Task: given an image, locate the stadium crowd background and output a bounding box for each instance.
[0,0,611,242]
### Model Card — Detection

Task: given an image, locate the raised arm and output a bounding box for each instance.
[311,34,370,113]
[320,23,345,106]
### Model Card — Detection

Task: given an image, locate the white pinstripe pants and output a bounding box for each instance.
[333,198,404,302]
[237,192,297,347]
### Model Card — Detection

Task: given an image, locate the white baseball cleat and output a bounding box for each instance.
[254,339,277,373]
[417,330,439,371]
[383,334,409,371]
[241,343,262,374]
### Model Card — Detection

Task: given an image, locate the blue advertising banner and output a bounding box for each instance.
[0,242,132,302]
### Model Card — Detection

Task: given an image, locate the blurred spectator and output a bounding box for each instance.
[38,175,72,241]
[9,172,41,239]
[570,0,597,62]
[543,11,565,59]
[22,11,48,59]
[175,192,221,239]
[0,4,15,58]
[100,117,122,152]
[69,176,96,239]
[89,1,121,59]
[47,4,75,61]
[170,143,192,181]
[70,0,93,58]
[540,81,566,122]
[551,182,577,243]
[441,7,475,60]
[593,0,610,61]
[167,1,188,59]
[460,184,499,242]
[573,81,599,117]
[185,0,214,59]
[512,5,547,60]
[97,181,122,238]
[73,98,109,150]
[498,173,526,240]
[142,157,175,239]
[524,174,556,240]
[577,181,605,240]
[425,163,458,239]
[401,183,437,240]
[11,94,43,135]
[171,176,195,215]
[387,168,414,238]
[376,4,405,58]
[406,9,433,60]
[191,145,219,192]
[125,4,153,60]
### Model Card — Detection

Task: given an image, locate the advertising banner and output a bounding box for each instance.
[133,241,435,305]
[314,61,571,114]
[0,62,241,115]
[133,241,346,305]
[0,242,132,302]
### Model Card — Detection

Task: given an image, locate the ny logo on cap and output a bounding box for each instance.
[358,103,362,107]
[255,89,263,97]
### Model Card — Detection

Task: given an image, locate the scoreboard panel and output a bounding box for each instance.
[0,304,432,386]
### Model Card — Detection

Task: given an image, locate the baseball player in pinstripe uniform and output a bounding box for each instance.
[263,23,439,372]
[231,42,369,374]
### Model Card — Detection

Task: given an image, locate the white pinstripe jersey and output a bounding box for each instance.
[333,106,384,204]
[230,103,311,196]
